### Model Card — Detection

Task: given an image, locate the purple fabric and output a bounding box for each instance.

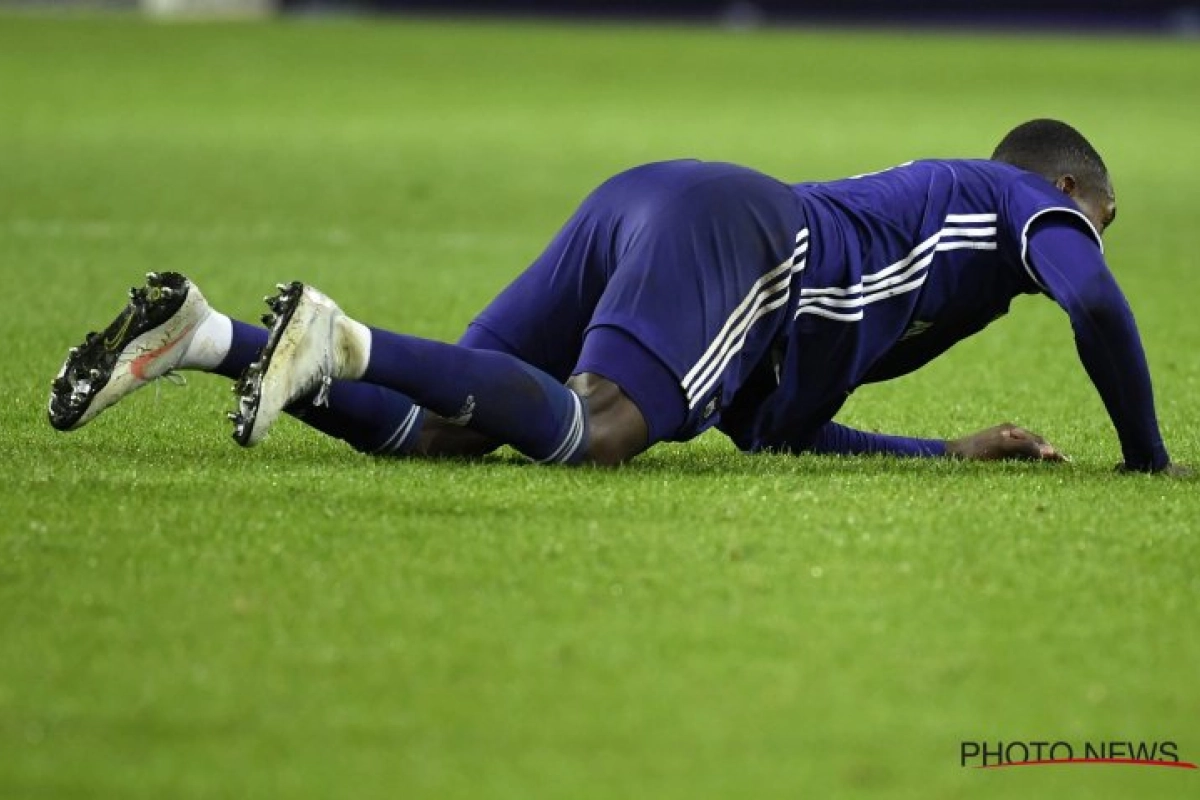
[574,324,686,445]
[362,327,589,463]
[213,318,267,380]
[729,160,1067,451]
[1025,219,1169,471]
[469,160,807,442]
[807,422,948,458]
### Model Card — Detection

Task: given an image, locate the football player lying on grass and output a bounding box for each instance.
[49,119,1184,475]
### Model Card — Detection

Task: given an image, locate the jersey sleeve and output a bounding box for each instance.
[1024,216,1170,471]
[806,422,947,458]
[1000,171,1106,294]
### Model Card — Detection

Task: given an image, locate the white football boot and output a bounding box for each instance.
[230,282,368,447]
[48,272,213,431]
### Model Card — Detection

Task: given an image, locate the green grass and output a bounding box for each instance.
[2,13,1199,799]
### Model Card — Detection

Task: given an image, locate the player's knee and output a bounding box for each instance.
[584,419,639,466]
[569,374,649,467]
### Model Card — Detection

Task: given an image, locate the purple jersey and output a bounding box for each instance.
[469,158,1168,470]
[720,159,1103,449]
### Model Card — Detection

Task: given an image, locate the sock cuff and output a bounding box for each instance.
[371,404,425,455]
[339,318,372,380]
[213,318,268,380]
[183,311,233,371]
[538,390,589,464]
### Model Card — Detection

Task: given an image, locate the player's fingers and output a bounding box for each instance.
[1037,442,1067,462]
[991,426,1063,461]
[1018,439,1047,460]
[996,430,1037,459]
[1008,434,1061,461]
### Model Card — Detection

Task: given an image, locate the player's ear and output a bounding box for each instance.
[1054,174,1078,197]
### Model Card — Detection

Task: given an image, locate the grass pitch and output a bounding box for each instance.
[1,13,1198,800]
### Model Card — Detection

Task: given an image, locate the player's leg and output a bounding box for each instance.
[230,161,711,459]
[47,273,427,455]
[231,282,593,463]
[230,166,699,460]
[390,169,641,459]
[403,323,507,459]
[410,325,673,463]
[233,160,806,463]
[214,317,431,455]
[562,162,810,451]
[227,280,702,466]
[565,373,649,464]
[50,159,624,457]
[406,332,668,465]
[231,280,658,465]
[566,326,686,463]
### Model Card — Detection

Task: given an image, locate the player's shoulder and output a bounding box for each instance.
[905,157,1042,188]
[868,158,1056,204]
[927,159,1075,206]
[921,159,1097,237]
[990,165,1102,248]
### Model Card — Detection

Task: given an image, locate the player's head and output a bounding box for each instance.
[992,119,1116,236]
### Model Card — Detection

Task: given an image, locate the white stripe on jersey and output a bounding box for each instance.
[795,305,864,322]
[680,228,809,409]
[1018,206,1103,293]
[799,221,994,299]
[800,273,930,310]
[939,226,997,238]
[944,213,997,224]
[794,216,997,321]
[935,240,998,252]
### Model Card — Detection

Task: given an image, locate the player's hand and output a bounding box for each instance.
[946,423,1066,462]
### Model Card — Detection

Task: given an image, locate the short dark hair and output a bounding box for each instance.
[992,119,1109,190]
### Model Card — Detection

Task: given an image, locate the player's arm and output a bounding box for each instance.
[1026,217,1172,472]
[805,421,1062,461]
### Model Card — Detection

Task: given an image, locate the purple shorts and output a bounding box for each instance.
[462,160,808,445]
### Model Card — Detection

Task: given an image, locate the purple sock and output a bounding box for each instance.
[290,382,425,455]
[361,327,589,464]
[212,319,269,381]
[216,319,424,454]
